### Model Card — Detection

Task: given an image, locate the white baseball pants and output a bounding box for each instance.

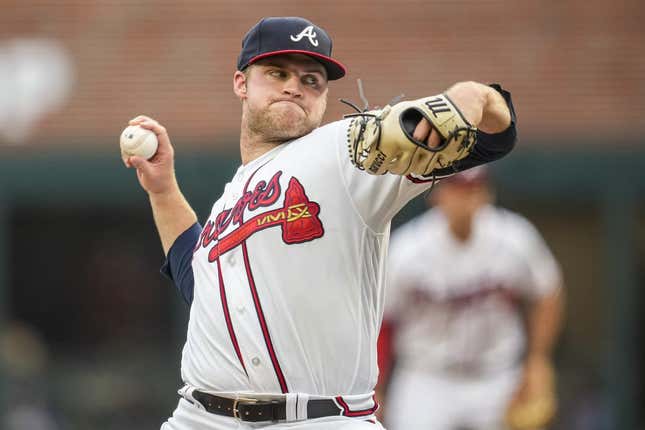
[385,367,521,430]
[161,398,385,430]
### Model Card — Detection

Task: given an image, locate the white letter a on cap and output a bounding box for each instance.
[290,26,319,47]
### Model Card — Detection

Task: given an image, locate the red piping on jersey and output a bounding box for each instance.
[334,395,379,417]
[242,242,289,393]
[215,255,248,375]
[240,163,290,393]
[406,174,435,184]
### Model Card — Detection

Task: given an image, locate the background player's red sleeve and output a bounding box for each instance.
[377,319,395,388]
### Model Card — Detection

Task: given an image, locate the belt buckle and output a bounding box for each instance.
[232,396,259,420]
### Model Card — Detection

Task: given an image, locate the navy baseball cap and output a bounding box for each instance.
[237,17,346,80]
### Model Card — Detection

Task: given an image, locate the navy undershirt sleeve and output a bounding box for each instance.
[431,83,517,177]
[160,222,202,305]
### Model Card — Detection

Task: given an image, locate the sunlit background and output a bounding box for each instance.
[0,1,643,429]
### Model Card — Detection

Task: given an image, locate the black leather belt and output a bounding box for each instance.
[191,390,343,422]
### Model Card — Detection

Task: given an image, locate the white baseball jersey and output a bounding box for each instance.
[160,82,516,426]
[164,118,438,410]
[385,205,562,375]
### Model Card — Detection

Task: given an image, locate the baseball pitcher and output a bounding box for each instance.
[121,17,517,430]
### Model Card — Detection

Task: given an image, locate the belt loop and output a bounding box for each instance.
[285,393,298,421]
[296,393,309,420]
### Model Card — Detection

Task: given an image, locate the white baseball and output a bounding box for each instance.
[120,125,159,160]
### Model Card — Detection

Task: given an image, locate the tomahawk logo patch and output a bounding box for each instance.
[200,171,324,261]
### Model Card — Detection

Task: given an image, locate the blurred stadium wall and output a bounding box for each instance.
[0,1,643,429]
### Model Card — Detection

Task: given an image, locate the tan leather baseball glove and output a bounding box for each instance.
[505,359,558,430]
[345,94,477,176]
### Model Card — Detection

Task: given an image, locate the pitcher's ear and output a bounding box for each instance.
[233,71,248,98]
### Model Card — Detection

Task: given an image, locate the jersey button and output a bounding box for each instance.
[251,357,261,366]
[227,254,235,265]
[236,305,245,314]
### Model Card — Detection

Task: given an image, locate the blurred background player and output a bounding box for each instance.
[377,166,565,430]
